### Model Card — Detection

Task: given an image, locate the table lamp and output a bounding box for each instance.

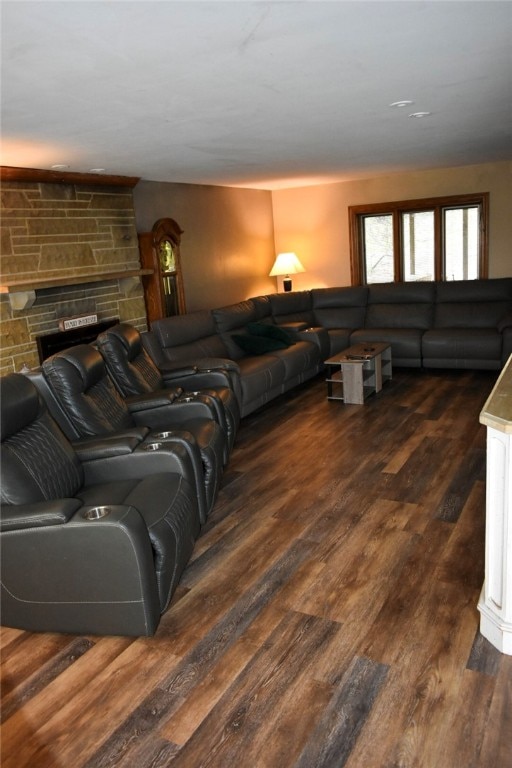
[269,252,305,292]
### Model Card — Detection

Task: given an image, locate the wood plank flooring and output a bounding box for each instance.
[2,368,511,767]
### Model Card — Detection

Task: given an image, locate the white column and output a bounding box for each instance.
[478,357,512,654]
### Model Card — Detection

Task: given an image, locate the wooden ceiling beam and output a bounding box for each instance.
[0,165,140,188]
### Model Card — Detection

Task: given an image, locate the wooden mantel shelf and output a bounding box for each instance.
[1,268,153,310]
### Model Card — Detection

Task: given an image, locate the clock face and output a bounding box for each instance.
[159,239,176,273]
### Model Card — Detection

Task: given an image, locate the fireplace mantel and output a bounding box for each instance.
[0,268,153,310]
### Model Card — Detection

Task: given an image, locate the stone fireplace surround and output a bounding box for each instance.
[1,168,148,375]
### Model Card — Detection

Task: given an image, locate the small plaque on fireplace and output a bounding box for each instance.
[37,318,119,363]
[59,313,98,331]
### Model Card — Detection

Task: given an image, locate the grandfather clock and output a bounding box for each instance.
[138,217,186,323]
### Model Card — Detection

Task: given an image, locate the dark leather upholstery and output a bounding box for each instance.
[1,374,200,636]
[37,345,225,520]
[96,323,240,457]
[422,278,512,369]
[212,297,321,416]
[137,278,512,417]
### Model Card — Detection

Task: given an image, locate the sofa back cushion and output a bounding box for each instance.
[365,281,435,329]
[250,295,273,320]
[151,311,230,362]
[268,291,315,325]
[434,278,512,328]
[312,286,368,329]
[212,300,259,359]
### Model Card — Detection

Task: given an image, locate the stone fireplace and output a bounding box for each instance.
[1,170,149,374]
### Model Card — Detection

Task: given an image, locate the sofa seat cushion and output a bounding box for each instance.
[77,473,199,611]
[422,328,502,368]
[270,340,320,379]
[235,355,286,416]
[350,328,423,366]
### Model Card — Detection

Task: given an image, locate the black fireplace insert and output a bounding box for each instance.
[36,318,119,363]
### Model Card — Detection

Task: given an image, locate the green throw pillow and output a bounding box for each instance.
[232,334,288,355]
[246,321,294,345]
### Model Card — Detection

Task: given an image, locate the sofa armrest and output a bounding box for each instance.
[0,499,82,532]
[295,326,331,358]
[277,321,310,333]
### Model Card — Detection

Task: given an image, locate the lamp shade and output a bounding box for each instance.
[269,252,305,277]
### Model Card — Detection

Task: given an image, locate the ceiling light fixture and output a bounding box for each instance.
[408,111,432,118]
[50,164,69,170]
[389,100,414,108]
[89,168,106,173]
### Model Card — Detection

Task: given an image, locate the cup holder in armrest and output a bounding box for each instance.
[82,505,112,521]
[152,431,177,440]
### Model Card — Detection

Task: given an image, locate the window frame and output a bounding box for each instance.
[349,192,489,285]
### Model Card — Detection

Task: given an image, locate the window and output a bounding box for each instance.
[349,193,489,284]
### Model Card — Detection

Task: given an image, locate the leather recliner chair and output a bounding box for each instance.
[34,344,226,521]
[0,374,200,637]
[96,323,240,456]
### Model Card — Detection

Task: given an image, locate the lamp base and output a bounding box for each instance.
[283,277,292,292]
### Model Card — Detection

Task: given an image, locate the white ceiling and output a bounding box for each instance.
[1,1,511,190]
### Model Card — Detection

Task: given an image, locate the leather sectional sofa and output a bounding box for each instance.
[142,278,512,417]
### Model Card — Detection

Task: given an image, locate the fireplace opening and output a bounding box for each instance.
[36,318,119,363]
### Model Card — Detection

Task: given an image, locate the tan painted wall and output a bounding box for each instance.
[133,181,276,311]
[271,161,512,292]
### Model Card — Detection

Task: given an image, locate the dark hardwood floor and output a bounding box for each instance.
[2,368,511,767]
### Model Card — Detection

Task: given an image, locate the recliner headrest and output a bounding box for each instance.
[0,373,44,441]
[43,344,105,391]
[102,323,142,362]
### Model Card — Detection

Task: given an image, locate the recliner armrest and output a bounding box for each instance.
[160,365,199,381]
[126,391,182,412]
[195,357,241,374]
[0,499,82,532]
[73,434,144,462]
[1,504,161,636]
